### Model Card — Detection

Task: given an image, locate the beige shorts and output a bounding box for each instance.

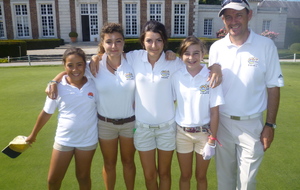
[98,119,135,139]
[134,121,176,151]
[53,142,98,151]
[176,125,209,154]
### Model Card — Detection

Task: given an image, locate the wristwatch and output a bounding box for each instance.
[265,122,277,129]
[48,80,58,85]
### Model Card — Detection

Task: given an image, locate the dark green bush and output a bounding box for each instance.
[69,32,78,37]
[124,39,142,52]
[290,43,300,53]
[0,40,27,57]
[123,37,219,54]
[23,39,62,50]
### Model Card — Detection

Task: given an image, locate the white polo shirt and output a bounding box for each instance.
[126,50,184,124]
[172,64,225,127]
[86,53,135,118]
[209,30,284,116]
[43,76,98,147]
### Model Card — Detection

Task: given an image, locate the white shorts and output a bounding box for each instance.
[134,121,176,151]
[176,125,209,154]
[53,142,98,151]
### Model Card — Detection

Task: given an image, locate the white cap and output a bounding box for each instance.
[219,0,250,17]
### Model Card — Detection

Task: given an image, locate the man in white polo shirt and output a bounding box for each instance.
[209,0,284,189]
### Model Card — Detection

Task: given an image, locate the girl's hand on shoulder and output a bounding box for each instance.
[90,54,102,77]
[45,82,58,99]
[165,50,177,60]
[207,63,222,88]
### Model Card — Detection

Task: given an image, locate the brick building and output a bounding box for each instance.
[0,0,299,48]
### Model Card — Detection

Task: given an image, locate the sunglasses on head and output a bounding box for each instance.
[221,0,250,8]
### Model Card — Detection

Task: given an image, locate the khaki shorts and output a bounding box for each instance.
[53,142,98,151]
[98,119,135,139]
[134,121,176,151]
[176,125,209,154]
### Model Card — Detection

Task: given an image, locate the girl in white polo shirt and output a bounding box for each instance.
[45,24,136,190]
[124,20,183,190]
[26,48,98,190]
[172,36,224,190]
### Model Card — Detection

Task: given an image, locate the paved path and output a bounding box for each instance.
[27,41,99,56]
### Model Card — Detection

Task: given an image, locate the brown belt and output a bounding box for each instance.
[97,114,135,125]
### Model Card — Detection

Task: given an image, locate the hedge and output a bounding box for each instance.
[23,39,63,50]
[123,37,218,54]
[0,39,64,57]
[0,40,27,57]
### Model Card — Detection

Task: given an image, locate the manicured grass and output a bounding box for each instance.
[0,63,299,189]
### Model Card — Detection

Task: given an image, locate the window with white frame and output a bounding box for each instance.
[81,4,98,36]
[125,3,138,36]
[173,3,186,36]
[204,19,213,36]
[149,3,162,22]
[40,4,54,37]
[0,4,5,38]
[262,20,271,32]
[15,4,30,37]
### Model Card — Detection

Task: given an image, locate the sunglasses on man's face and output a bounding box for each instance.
[221,0,250,8]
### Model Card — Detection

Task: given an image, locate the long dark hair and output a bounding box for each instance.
[140,20,168,50]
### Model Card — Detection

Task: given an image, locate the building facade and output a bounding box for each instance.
[0,0,298,48]
[0,0,197,42]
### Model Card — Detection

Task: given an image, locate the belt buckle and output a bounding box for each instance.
[149,125,159,129]
[230,116,241,120]
[185,127,197,133]
[112,119,123,125]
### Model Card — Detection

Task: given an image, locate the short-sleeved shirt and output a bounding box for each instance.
[43,75,98,147]
[209,30,284,116]
[126,50,184,124]
[86,53,135,119]
[172,64,225,127]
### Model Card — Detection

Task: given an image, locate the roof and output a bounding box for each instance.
[258,1,300,18]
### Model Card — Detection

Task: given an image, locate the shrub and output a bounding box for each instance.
[69,32,78,37]
[0,40,27,57]
[289,43,300,53]
[0,58,9,63]
[23,39,62,50]
[261,30,279,40]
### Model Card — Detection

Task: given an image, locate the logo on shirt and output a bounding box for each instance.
[248,57,259,67]
[199,84,209,94]
[160,70,170,79]
[278,74,284,86]
[88,92,94,99]
[125,72,134,80]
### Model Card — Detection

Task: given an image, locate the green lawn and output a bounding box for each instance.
[0,63,299,190]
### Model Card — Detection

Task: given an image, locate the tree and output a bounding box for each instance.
[285,23,300,48]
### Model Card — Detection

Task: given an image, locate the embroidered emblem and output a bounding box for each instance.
[161,70,170,79]
[248,57,259,67]
[125,72,134,80]
[88,92,94,99]
[278,74,284,86]
[199,84,209,94]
